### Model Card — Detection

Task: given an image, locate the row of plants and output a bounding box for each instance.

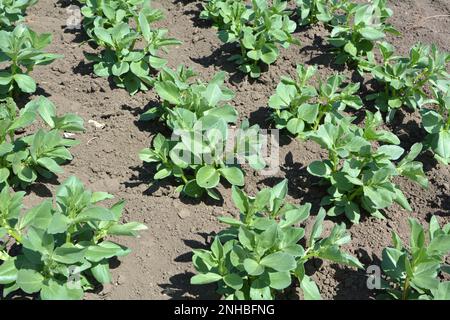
[0,1,147,299]
[190,182,450,300]
[201,0,389,77]
[189,0,450,300]
[1,0,447,301]
[267,59,448,223]
[79,0,181,94]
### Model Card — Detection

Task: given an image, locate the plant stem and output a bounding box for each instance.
[402,277,410,300]
[330,150,339,172]
[7,228,22,244]
[348,187,363,201]
[0,250,10,261]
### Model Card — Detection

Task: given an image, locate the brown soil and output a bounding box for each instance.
[9,0,450,299]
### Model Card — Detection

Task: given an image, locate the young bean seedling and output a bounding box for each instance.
[139,115,265,200]
[0,176,147,300]
[80,0,147,40]
[421,81,450,165]
[0,0,37,30]
[201,0,299,78]
[307,113,428,223]
[362,42,450,121]
[190,180,363,300]
[0,24,62,97]
[141,66,237,124]
[328,0,399,68]
[269,64,362,138]
[85,7,180,94]
[377,216,450,300]
[0,97,84,188]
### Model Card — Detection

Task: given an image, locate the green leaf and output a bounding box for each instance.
[155,81,181,105]
[428,235,450,254]
[286,118,304,135]
[53,245,86,264]
[36,157,63,174]
[298,103,319,123]
[111,61,129,77]
[344,42,357,57]
[107,222,147,237]
[191,272,222,285]
[91,260,112,284]
[40,279,84,300]
[94,27,113,45]
[91,192,114,203]
[243,259,264,276]
[309,208,325,247]
[9,112,35,131]
[260,252,296,272]
[16,269,44,294]
[86,241,130,262]
[13,74,36,93]
[138,11,151,41]
[47,212,70,234]
[308,161,330,177]
[183,180,204,198]
[196,165,220,189]
[232,186,248,213]
[269,271,291,290]
[431,282,450,300]
[219,167,244,186]
[0,259,18,285]
[223,274,243,290]
[301,276,322,300]
[75,207,115,223]
[359,27,385,41]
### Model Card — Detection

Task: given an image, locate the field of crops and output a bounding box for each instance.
[0,0,449,300]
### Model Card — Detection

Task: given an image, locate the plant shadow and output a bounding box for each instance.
[191,43,248,84]
[332,249,380,300]
[158,232,219,300]
[181,2,212,29]
[299,35,344,71]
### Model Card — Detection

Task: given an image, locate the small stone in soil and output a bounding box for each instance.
[178,209,191,219]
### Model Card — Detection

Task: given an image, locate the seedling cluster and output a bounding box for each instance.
[0,1,147,300]
[0,177,147,299]
[201,0,299,78]
[139,66,266,200]
[0,0,449,301]
[191,181,362,299]
[0,0,36,29]
[81,0,181,94]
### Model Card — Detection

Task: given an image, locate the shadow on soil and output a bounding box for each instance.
[178,1,212,29]
[334,248,380,300]
[190,43,249,84]
[159,232,219,299]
